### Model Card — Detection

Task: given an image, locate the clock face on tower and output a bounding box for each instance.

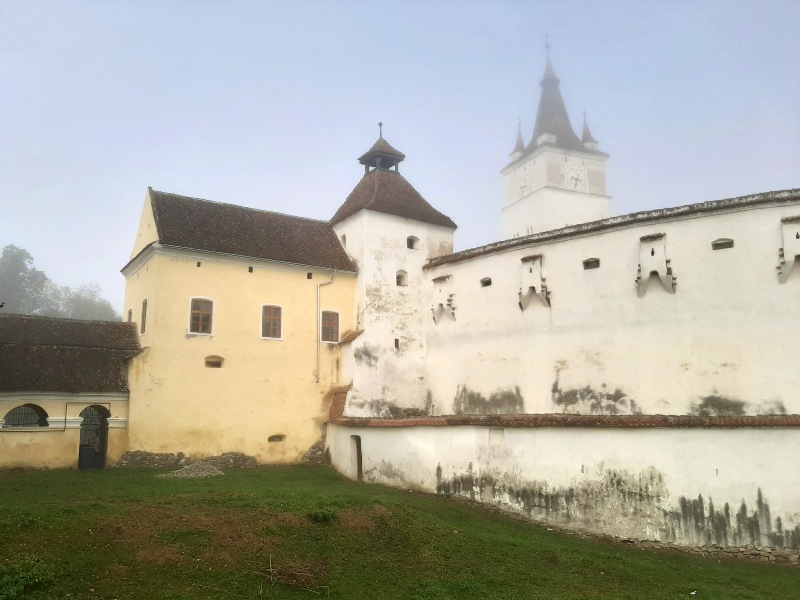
[518,173,532,199]
[565,167,587,192]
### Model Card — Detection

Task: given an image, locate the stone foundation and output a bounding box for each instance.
[115,450,257,469]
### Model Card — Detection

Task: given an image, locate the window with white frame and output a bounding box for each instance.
[190,298,213,334]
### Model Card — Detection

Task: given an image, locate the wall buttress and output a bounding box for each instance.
[635,233,676,297]
[519,254,550,310]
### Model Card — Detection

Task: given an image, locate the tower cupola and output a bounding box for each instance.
[357,122,406,175]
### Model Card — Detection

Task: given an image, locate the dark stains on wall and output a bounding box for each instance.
[689,396,787,416]
[353,344,379,368]
[435,464,799,549]
[424,390,435,415]
[453,385,524,415]
[552,375,641,415]
[689,395,746,417]
[672,489,800,548]
[356,398,427,418]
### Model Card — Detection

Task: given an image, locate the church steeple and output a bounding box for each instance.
[530,57,583,151]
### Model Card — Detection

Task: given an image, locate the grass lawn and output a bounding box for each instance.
[0,465,795,599]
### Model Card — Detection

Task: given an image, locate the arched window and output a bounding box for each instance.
[205,355,224,368]
[396,270,408,286]
[711,238,734,250]
[407,236,419,250]
[189,298,213,334]
[2,404,49,428]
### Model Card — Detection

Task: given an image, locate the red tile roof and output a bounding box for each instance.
[329,413,800,429]
[330,169,457,228]
[149,189,357,272]
[0,314,141,393]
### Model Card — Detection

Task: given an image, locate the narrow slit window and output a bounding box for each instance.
[196,261,201,267]
[583,258,600,270]
[307,272,313,280]
[711,238,734,250]
[190,298,213,334]
[480,277,492,287]
[394,338,400,349]
[140,299,147,334]
[268,434,286,442]
[248,266,253,273]
[127,309,132,322]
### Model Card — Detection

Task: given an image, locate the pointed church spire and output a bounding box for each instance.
[510,121,526,158]
[530,43,583,152]
[581,111,599,150]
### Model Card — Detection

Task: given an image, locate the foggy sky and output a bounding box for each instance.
[1,1,798,313]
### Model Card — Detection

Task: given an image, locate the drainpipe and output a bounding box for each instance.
[316,270,336,383]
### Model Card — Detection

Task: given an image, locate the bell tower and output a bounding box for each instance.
[500,50,611,238]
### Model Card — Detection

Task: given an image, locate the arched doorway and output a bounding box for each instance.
[78,405,110,470]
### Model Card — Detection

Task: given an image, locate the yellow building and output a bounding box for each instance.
[121,188,357,463]
[0,314,140,469]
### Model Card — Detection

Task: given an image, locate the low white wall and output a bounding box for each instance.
[327,423,800,548]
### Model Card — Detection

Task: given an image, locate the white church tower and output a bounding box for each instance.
[501,53,612,238]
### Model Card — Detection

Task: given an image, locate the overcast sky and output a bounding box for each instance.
[1,1,798,313]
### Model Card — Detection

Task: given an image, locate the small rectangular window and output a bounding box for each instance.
[261,305,282,339]
[190,299,213,334]
[140,299,147,334]
[583,258,600,270]
[321,311,339,342]
[711,239,734,250]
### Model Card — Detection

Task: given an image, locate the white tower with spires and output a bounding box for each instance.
[500,52,612,239]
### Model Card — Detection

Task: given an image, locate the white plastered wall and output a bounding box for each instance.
[424,202,800,417]
[333,209,454,416]
[327,422,800,547]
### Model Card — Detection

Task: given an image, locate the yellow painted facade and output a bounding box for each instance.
[122,194,357,463]
[0,394,129,469]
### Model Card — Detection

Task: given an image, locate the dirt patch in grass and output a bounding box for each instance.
[106,505,284,566]
[335,504,392,531]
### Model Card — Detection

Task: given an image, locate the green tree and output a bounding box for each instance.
[0,245,49,314]
[0,245,120,321]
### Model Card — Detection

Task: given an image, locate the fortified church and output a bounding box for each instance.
[2,55,800,549]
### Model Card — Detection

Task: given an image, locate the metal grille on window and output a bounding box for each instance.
[2,405,48,428]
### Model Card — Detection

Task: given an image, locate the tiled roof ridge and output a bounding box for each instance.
[0,313,127,327]
[329,413,800,428]
[149,189,333,225]
[426,188,800,269]
[0,341,140,353]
